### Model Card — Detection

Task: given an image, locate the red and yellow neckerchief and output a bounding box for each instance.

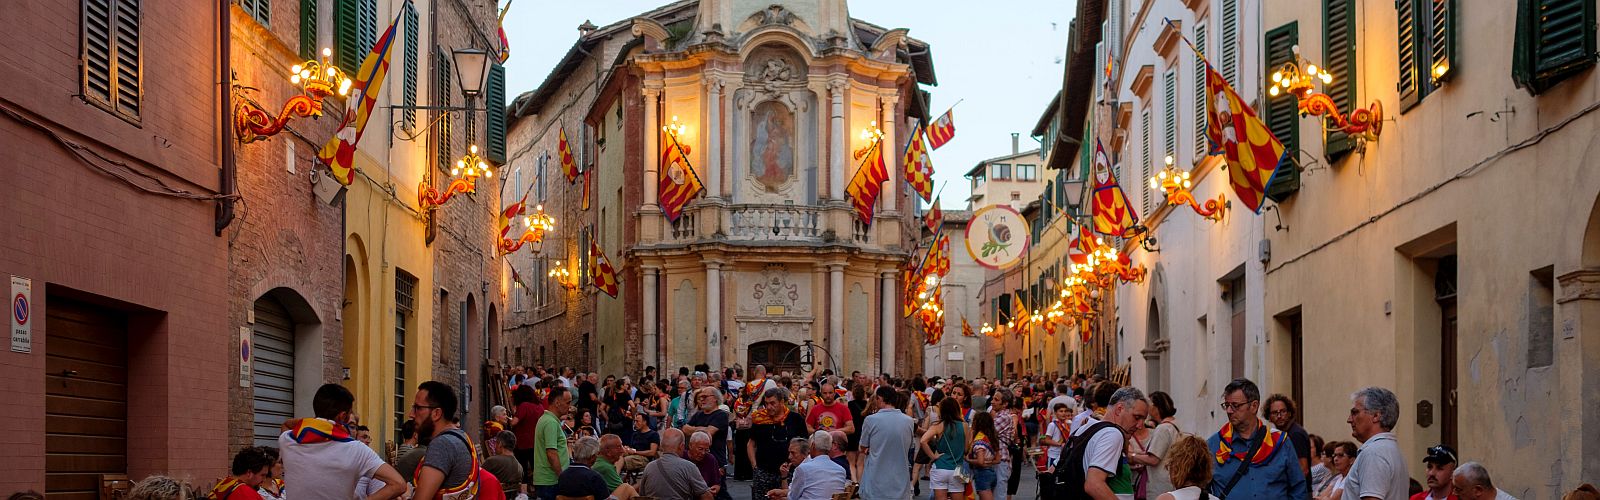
[752,404,790,425]
[415,430,481,500]
[287,418,354,444]
[1214,420,1282,465]
[207,477,243,500]
[913,391,929,408]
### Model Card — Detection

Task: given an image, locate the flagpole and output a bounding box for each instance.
[664,129,706,190]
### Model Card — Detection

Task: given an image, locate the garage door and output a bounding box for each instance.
[252,296,296,446]
[45,298,128,500]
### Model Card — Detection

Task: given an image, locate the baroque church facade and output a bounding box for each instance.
[501,0,938,376]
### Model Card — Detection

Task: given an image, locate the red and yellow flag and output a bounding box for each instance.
[845,140,889,225]
[1012,294,1030,330]
[961,315,975,337]
[917,233,951,278]
[588,238,618,297]
[902,123,935,201]
[924,196,944,233]
[1204,62,1288,213]
[510,266,529,289]
[318,5,405,185]
[497,192,528,241]
[496,0,513,63]
[558,127,580,183]
[581,170,592,211]
[927,108,956,150]
[659,140,703,222]
[902,267,918,318]
[1090,139,1140,236]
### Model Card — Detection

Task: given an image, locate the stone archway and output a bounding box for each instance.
[1558,191,1600,483]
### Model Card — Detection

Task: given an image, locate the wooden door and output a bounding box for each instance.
[746,341,800,376]
[45,298,128,500]
[1441,298,1458,449]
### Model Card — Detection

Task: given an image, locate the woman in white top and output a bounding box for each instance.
[1154,435,1219,500]
[1134,392,1182,498]
[1316,441,1359,500]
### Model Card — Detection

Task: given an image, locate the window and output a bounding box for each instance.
[1141,108,1152,215]
[335,0,378,73]
[1514,0,1595,94]
[1265,22,1303,203]
[401,3,418,129]
[1324,0,1358,158]
[81,0,142,123]
[300,0,317,59]
[1194,20,1209,159]
[240,0,269,26]
[991,163,1012,180]
[1222,0,1240,86]
[394,270,418,438]
[486,63,507,164]
[1398,0,1456,108]
[1016,164,1037,181]
[1011,191,1022,201]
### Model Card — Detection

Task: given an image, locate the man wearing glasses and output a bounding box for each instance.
[1345,386,1410,500]
[1206,378,1307,499]
[411,381,501,500]
[684,387,733,468]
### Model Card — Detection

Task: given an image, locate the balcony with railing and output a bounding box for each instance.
[650,202,896,249]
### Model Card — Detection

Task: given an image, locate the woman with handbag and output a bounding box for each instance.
[967,412,1003,500]
[919,397,972,500]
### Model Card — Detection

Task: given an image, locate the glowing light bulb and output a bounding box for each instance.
[1307,64,1318,75]
[470,144,479,154]
[322,47,332,57]
[1269,86,1280,97]
[1271,72,1283,83]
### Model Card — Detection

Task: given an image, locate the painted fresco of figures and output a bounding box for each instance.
[751,100,795,192]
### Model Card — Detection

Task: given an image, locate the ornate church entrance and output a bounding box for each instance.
[747,340,801,376]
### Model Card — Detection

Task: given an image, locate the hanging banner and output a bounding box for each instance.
[11,276,31,353]
[964,205,1031,270]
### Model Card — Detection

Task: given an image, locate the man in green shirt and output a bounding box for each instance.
[593,434,625,491]
[532,386,572,500]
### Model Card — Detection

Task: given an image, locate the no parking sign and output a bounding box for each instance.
[11,276,31,353]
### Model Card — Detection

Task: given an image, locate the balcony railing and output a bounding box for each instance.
[728,204,822,241]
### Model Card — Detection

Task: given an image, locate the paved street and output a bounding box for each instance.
[724,475,1042,500]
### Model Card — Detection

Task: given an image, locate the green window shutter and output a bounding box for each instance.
[1162,69,1178,160]
[1265,22,1302,204]
[487,63,507,165]
[336,0,376,73]
[1513,0,1597,94]
[1397,0,1419,109]
[1430,0,1457,84]
[300,0,317,60]
[1222,0,1239,86]
[401,4,418,129]
[1141,108,1151,216]
[240,0,269,26]
[1323,0,1357,160]
[435,51,453,172]
[1194,21,1209,159]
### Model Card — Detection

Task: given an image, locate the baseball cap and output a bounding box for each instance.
[1423,444,1457,465]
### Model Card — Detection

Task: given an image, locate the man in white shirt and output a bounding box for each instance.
[1450,462,1520,500]
[1046,383,1076,420]
[779,431,847,500]
[1069,386,1147,500]
[280,384,406,500]
[1344,387,1410,500]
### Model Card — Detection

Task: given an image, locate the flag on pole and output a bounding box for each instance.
[558,127,580,183]
[658,139,704,222]
[924,196,943,233]
[510,266,529,289]
[916,233,951,278]
[902,123,935,201]
[902,267,918,318]
[926,109,956,149]
[1012,294,1029,330]
[961,315,975,337]
[1089,139,1140,236]
[1042,315,1057,336]
[581,170,592,210]
[1203,62,1288,213]
[497,194,527,241]
[845,140,889,225]
[318,4,406,185]
[495,0,513,63]
[588,238,619,297]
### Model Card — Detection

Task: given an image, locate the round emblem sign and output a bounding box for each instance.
[13,293,28,326]
[965,205,1031,270]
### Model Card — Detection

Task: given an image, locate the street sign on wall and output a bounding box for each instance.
[11,276,31,353]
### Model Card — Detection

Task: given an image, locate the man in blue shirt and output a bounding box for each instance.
[1207,378,1307,499]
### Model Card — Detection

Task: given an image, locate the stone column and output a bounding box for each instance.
[828,264,844,369]
[706,77,724,199]
[828,80,848,200]
[706,261,723,369]
[643,85,662,208]
[643,266,659,369]
[880,271,896,374]
[878,96,899,212]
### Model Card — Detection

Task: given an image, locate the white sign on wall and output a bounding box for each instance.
[947,351,964,361]
[11,276,31,353]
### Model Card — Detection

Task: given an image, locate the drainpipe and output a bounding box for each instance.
[460,300,469,416]
[215,0,236,235]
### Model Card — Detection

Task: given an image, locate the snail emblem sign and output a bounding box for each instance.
[965,205,1031,270]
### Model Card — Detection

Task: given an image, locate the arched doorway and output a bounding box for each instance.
[251,288,321,446]
[746,340,801,376]
[1145,299,1167,393]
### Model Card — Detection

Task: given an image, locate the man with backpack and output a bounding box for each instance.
[1055,386,1148,499]
[412,381,505,500]
[1207,379,1305,499]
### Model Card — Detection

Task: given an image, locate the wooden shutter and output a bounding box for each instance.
[1397,0,1420,108]
[1265,22,1302,203]
[300,0,317,59]
[1324,0,1357,159]
[241,0,269,26]
[82,0,141,122]
[401,3,418,129]
[1162,69,1178,159]
[1514,0,1598,94]
[1141,108,1152,215]
[1430,0,1456,84]
[1222,0,1239,86]
[487,63,507,165]
[1194,21,1209,159]
[435,51,453,172]
[336,0,359,72]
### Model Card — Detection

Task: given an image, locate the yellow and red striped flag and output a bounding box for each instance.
[902,123,934,201]
[1203,61,1288,213]
[658,140,703,222]
[497,193,527,241]
[588,238,618,297]
[961,315,975,337]
[924,196,943,233]
[318,3,406,185]
[927,109,956,149]
[1089,139,1140,236]
[845,139,889,225]
[581,170,592,210]
[496,0,513,63]
[558,127,580,183]
[902,266,918,318]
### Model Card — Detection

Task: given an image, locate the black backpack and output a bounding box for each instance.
[1052,421,1123,498]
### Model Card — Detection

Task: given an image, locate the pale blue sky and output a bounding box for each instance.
[500,0,1077,206]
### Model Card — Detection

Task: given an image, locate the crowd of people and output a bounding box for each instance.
[20,363,1600,500]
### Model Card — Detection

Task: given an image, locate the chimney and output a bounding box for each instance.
[1011,133,1019,155]
[578,20,598,37]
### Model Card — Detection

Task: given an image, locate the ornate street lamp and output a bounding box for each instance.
[1148,155,1227,222]
[548,261,577,290]
[418,144,492,210]
[499,204,556,254]
[1268,45,1383,141]
[234,48,352,143]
